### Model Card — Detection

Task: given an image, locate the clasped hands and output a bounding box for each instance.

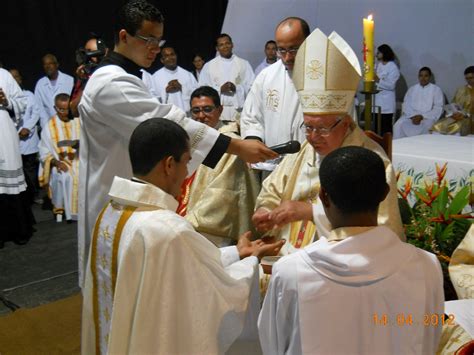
[165,79,182,93]
[220,81,236,96]
[410,115,424,125]
[252,201,313,233]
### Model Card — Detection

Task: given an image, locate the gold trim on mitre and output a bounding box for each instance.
[293,29,362,115]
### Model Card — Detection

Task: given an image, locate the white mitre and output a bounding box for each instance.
[293,28,362,115]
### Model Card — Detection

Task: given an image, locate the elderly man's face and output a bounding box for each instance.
[43,56,59,77]
[190,96,222,128]
[275,22,306,71]
[303,113,350,156]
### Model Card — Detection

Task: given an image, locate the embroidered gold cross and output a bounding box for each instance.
[101,226,111,241]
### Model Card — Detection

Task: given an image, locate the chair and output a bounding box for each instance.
[364,131,392,160]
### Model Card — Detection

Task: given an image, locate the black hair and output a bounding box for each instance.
[216,33,232,46]
[419,66,432,76]
[190,86,221,107]
[320,146,387,214]
[265,40,277,47]
[276,17,310,38]
[55,93,70,103]
[464,66,474,75]
[129,118,189,176]
[377,44,395,62]
[114,0,164,45]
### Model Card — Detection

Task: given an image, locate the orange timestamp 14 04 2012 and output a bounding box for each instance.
[372,313,455,327]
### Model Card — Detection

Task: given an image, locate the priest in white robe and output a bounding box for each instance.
[241,17,309,147]
[198,34,254,122]
[34,54,73,127]
[77,1,277,287]
[82,118,284,354]
[258,146,444,355]
[393,66,444,139]
[39,94,80,222]
[149,46,198,114]
[252,29,404,256]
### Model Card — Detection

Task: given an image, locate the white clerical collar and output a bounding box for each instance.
[108,176,178,211]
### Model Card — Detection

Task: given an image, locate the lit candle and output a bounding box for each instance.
[363,14,374,81]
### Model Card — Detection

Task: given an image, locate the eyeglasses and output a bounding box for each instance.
[55,106,69,113]
[133,34,166,49]
[190,106,216,115]
[301,118,343,136]
[277,47,299,56]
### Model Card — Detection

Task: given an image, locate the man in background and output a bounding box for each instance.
[254,40,277,76]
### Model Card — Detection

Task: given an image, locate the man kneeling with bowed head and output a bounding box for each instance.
[81,118,284,354]
[258,146,444,355]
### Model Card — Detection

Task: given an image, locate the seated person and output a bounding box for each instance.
[432,66,474,135]
[393,66,443,139]
[252,29,404,256]
[81,118,284,354]
[177,86,260,247]
[38,93,80,222]
[258,146,444,355]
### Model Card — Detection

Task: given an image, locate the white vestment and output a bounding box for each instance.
[374,61,400,114]
[240,60,305,147]
[393,83,444,139]
[77,58,219,287]
[258,226,444,355]
[82,177,260,355]
[140,69,158,97]
[34,71,74,127]
[149,66,198,114]
[17,90,40,155]
[199,54,255,122]
[0,68,27,195]
[255,58,276,77]
[38,115,80,220]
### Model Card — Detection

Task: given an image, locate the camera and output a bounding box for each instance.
[75,37,107,76]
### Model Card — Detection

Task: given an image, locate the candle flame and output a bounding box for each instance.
[368,14,373,21]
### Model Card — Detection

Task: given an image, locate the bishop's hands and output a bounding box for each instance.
[165,79,182,93]
[227,138,278,164]
[452,111,465,121]
[220,81,236,96]
[236,231,285,261]
[253,201,313,232]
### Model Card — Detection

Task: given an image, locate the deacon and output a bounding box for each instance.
[81,118,285,354]
[177,86,260,247]
[77,0,277,287]
[39,94,80,222]
[393,66,443,139]
[241,17,309,147]
[258,146,444,355]
[149,46,198,113]
[198,33,255,122]
[252,29,404,256]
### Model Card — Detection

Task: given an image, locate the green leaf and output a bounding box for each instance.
[447,185,470,215]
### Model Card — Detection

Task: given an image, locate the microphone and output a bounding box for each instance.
[269,140,301,155]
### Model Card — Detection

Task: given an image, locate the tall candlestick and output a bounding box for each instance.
[363,14,374,82]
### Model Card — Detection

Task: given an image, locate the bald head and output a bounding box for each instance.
[275,17,309,71]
